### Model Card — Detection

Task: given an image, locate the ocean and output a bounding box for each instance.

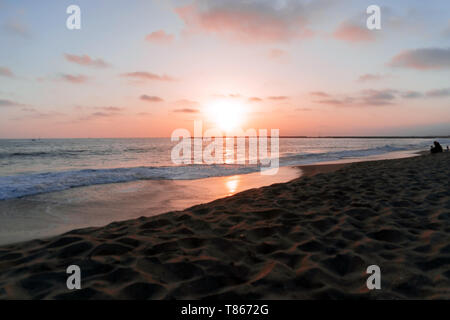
[0,137,448,201]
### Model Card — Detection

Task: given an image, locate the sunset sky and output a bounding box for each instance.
[0,0,449,138]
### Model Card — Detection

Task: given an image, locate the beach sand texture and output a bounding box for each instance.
[0,153,449,299]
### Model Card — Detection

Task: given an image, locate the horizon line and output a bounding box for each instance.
[1,135,449,140]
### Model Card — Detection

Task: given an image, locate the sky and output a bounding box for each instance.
[0,0,449,138]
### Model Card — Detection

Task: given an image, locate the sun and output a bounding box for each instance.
[206,99,246,132]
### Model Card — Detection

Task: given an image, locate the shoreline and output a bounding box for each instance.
[0,167,301,246]
[1,152,449,299]
[0,150,420,246]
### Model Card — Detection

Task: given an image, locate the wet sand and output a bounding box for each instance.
[0,167,300,246]
[0,153,449,299]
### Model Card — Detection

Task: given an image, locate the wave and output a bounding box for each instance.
[0,150,89,159]
[0,164,259,200]
[279,144,406,166]
[0,143,429,200]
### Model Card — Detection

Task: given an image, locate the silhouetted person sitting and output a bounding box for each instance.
[430,141,443,154]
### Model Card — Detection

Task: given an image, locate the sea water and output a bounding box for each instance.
[0,137,448,200]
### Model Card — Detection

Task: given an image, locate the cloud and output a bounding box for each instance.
[76,106,124,112]
[357,73,384,82]
[313,87,450,107]
[268,96,289,100]
[91,112,113,117]
[94,106,124,112]
[248,97,262,102]
[78,113,116,121]
[0,66,13,77]
[400,91,423,99]
[313,89,398,107]
[64,54,110,68]
[360,89,396,105]
[145,30,175,44]
[333,22,375,43]
[333,21,375,43]
[76,109,123,121]
[173,108,200,113]
[60,74,89,84]
[426,88,450,98]
[2,20,30,38]
[317,98,352,106]
[309,91,330,97]
[121,72,176,82]
[175,0,316,43]
[140,95,164,102]
[388,48,450,70]
[0,99,23,107]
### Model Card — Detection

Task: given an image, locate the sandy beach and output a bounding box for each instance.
[0,153,449,299]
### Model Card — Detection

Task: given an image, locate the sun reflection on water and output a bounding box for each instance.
[225,175,240,196]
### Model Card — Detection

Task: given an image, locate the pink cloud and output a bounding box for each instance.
[0,66,13,77]
[268,96,289,100]
[140,95,164,102]
[175,1,314,43]
[309,91,330,98]
[77,111,121,121]
[333,22,375,43]
[145,30,175,44]
[357,73,385,82]
[2,19,30,38]
[60,74,89,84]
[93,106,124,112]
[173,108,200,113]
[121,72,176,82]
[64,54,110,68]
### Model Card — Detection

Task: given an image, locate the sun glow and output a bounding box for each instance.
[206,99,246,132]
